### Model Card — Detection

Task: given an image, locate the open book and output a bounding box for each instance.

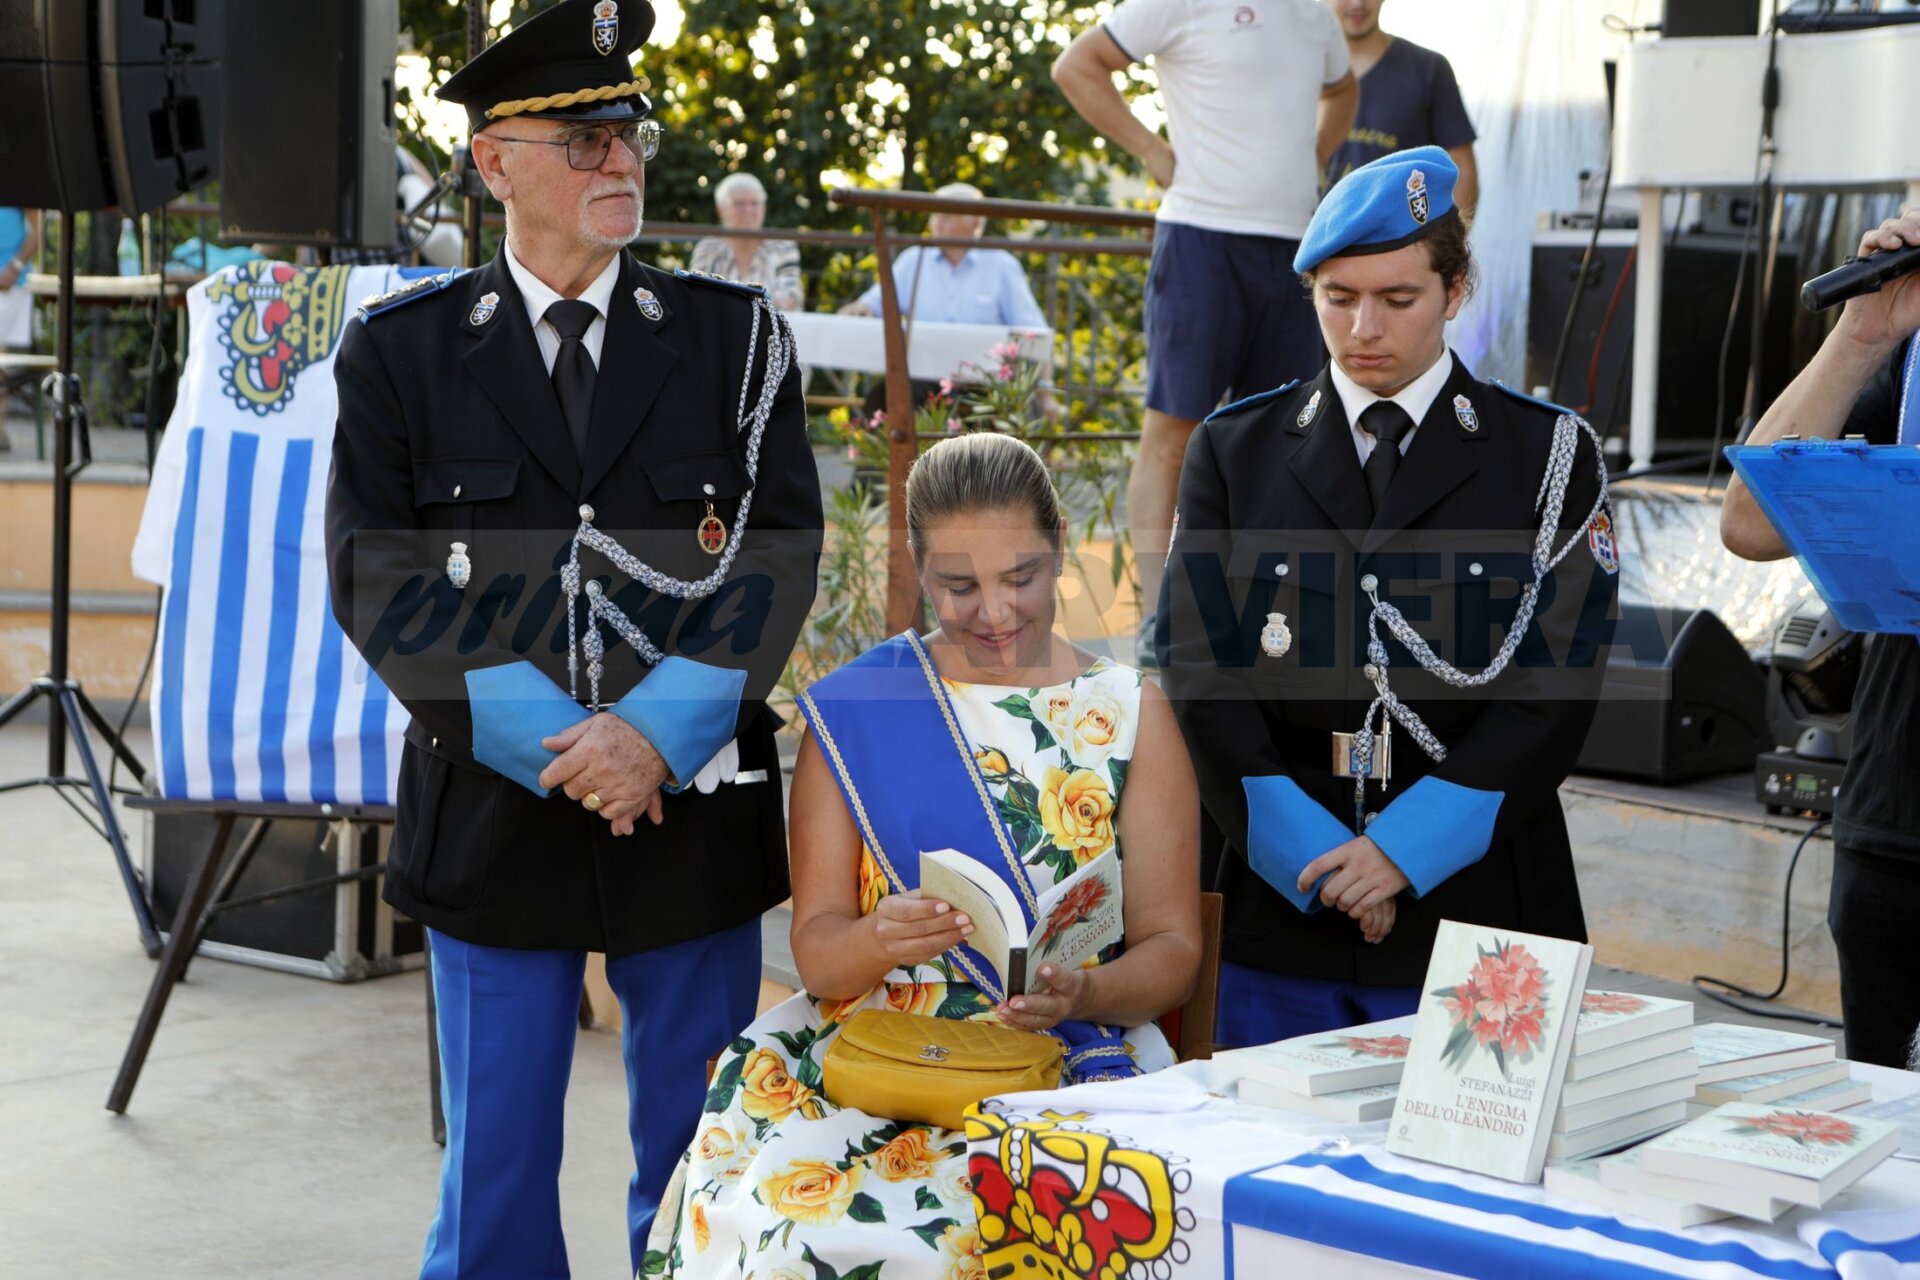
[918,847,1123,997]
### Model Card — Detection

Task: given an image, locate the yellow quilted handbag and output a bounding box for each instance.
[822,1009,1064,1130]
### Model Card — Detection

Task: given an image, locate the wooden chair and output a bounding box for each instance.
[1170,891,1224,1062]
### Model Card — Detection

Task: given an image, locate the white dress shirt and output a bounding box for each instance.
[1330,348,1458,465]
[503,243,621,374]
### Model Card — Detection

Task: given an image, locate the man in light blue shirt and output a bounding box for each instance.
[840,181,1048,328]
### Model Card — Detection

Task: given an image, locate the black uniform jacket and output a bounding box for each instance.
[326,251,822,955]
[1160,356,1618,985]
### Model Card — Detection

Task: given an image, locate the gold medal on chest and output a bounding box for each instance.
[697,502,727,554]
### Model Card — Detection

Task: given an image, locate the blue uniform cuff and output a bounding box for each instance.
[1365,776,1503,897]
[1242,776,1356,914]
[464,661,591,796]
[608,656,747,789]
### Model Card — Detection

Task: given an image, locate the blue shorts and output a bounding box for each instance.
[1214,960,1420,1049]
[1144,221,1325,421]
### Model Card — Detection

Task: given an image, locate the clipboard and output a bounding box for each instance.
[1725,438,1920,635]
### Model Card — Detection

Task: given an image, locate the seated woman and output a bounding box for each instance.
[646,433,1201,1279]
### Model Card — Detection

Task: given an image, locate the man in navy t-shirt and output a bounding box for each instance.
[1326,1,1478,217]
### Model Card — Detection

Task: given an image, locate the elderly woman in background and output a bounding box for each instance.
[689,172,804,310]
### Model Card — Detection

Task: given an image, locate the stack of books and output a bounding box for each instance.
[1543,1151,1736,1230]
[1601,1103,1902,1219]
[1546,990,1696,1161]
[1217,1014,1418,1122]
[1685,1025,1864,1119]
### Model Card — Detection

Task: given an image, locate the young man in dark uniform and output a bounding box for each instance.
[1722,207,1920,1070]
[324,1,822,1273]
[1160,148,1618,1047]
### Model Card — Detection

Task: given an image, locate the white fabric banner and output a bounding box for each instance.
[132,261,422,805]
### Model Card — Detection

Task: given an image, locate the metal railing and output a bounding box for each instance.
[825,188,1155,630]
[154,192,1162,632]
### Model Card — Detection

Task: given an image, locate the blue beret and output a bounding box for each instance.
[1294,146,1460,275]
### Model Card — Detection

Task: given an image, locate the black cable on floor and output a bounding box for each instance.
[1691,817,1843,1029]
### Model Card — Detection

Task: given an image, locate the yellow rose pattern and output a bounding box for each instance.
[642,660,1169,1280]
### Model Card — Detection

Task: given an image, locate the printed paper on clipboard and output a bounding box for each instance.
[1725,439,1920,635]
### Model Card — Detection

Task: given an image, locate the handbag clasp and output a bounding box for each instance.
[917,1044,950,1062]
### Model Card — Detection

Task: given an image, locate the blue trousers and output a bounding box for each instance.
[1214,960,1420,1049]
[422,919,761,1280]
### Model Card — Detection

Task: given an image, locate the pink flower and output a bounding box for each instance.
[1498,1007,1545,1057]
[1443,983,1477,1028]
[946,417,962,434]
[998,362,1015,380]
[939,377,955,396]
[1739,1111,1860,1147]
[1336,1035,1410,1060]
[870,409,886,426]
[845,444,857,461]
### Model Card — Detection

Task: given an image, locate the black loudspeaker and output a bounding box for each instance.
[1663,0,1764,37]
[147,813,422,981]
[219,0,398,248]
[0,0,221,212]
[1525,233,1798,455]
[1575,605,1771,784]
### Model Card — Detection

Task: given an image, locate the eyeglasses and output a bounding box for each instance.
[492,119,663,169]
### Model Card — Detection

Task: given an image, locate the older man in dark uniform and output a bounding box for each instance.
[1160,147,1617,1048]
[324,1,821,1274]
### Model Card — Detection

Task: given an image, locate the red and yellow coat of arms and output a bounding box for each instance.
[965,1108,1194,1280]
[207,262,356,416]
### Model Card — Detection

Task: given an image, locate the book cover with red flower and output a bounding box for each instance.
[1639,1102,1900,1207]
[1571,989,1693,1058]
[1212,1014,1419,1096]
[1386,921,1593,1183]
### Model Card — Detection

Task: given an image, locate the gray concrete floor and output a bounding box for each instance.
[0,722,1842,1278]
[0,724,643,1279]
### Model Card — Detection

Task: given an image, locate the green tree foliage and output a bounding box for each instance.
[645,0,1119,228]
[395,0,1140,226]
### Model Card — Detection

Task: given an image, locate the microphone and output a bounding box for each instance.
[1800,241,1920,312]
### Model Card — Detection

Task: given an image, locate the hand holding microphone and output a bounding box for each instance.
[1802,208,1920,353]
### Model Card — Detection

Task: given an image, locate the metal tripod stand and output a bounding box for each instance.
[0,213,162,957]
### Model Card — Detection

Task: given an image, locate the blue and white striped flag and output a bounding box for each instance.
[132,262,427,805]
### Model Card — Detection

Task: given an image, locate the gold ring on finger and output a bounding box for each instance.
[583,791,603,812]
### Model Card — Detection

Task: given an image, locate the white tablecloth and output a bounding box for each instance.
[965,1059,1920,1280]
[783,311,1050,382]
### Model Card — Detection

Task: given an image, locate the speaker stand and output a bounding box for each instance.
[0,213,162,957]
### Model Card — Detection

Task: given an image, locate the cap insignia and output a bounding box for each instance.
[592,0,619,56]
[1407,169,1430,225]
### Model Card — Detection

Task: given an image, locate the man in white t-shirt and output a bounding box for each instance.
[1054,0,1356,662]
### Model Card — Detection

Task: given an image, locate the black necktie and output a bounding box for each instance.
[545,299,598,460]
[1359,400,1416,518]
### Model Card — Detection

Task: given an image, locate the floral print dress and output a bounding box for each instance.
[644,658,1174,1280]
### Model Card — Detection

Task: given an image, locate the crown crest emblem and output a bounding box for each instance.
[591,0,619,55]
[1406,168,1430,225]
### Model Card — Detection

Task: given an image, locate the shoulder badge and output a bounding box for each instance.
[1486,377,1576,420]
[356,270,459,323]
[1203,379,1301,428]
[673,268,770,302]
[633,286,665,322]
[469,291,500,326]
